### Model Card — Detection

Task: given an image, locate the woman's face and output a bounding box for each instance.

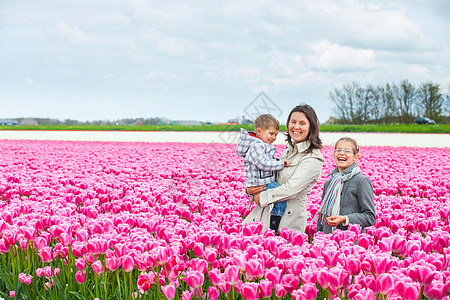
[288,112,310,143]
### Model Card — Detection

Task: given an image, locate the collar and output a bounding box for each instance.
[287,140,311,153]
[328,162,359,176]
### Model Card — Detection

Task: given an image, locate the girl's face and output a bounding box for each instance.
[334,140,359,172]
[288,112,310,144]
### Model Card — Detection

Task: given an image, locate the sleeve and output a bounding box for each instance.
[259,156,323,207]
[246,144,284,172]
[347,176,376,227]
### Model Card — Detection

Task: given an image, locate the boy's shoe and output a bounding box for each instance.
[270,215,282,234]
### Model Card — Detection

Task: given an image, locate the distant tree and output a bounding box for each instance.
[366,84,383,123]
[330,82,360,124]
[417,82,443,121]
[396,80,416,123]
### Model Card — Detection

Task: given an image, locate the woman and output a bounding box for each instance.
[244,105,324,233]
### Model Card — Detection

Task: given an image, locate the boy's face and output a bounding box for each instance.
[256,126,279,145]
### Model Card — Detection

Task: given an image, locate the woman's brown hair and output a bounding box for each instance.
[285,104,323,153]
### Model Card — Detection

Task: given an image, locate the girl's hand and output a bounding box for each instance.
[246,185,265,196]
[284,159,291,167]
[326,215,346,227]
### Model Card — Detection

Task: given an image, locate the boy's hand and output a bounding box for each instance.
[284,159,291,167]
[254,193,261,205]
[246,185,265,195]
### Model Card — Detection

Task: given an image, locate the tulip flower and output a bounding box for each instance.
[208,286,220,300]
[161,284,176,300]
[184,270,204,289]
[224,265,240,285]
[92,260,104,274]
[18,273,32,285]
[240,282,259,300]
[75,271,86,284]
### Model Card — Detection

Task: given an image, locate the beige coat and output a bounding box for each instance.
[243,140,324,232]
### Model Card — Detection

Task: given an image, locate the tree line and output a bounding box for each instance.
[330,80,450,124]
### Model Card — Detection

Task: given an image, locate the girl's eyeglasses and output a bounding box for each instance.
[334,148,354,154]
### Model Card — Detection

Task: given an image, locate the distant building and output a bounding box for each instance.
[0,119,19,126]
[323,117,338,125]
[172,120,203,125]
[20,118,38,126]
[218,122,238,126]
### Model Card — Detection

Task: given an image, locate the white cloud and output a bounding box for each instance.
[49,21,99,46]
[25,78,34,85]
[305,39,376,72]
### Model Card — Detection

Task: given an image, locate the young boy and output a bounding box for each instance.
[236,114,290,233]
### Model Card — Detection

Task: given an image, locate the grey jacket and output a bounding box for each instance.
[244,140,324,232]
[316,163,376,234]
[236,128,284,187]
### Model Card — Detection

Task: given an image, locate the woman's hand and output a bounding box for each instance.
[246,185,265,196]
[326,215,346,227]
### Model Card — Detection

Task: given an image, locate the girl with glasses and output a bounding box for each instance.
[315,137,376,233]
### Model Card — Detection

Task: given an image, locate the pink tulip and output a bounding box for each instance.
[224,265,240,285]
[9,291,15,298]
[75,271,86,284]
[38,246,53,263]
[240,282,259,300]
[328,268,349,289]
[186,258,208,273]
[369,254,393,275]
[18,273,32,285]
[75,258,86,271]
[403,282,421,300]
[377,273,395,295]
[245,259,265,280]
[92,260,104,274]
[43,266,53,278]
[208,286,220,300]
[202,247,218,263]
[352,287,376,300]
[121,255,135,273]
[184,270,204,289]
[300,282,319,300]
[105,256,120,272]
[322,249,340,267]
[182,290,193,300]
[274,283,287,298]
[36,268,44,277]
[424,282,447,300]
[208,269,222,286]
[258,279,273,298]
[317,269,330,289]
[281,273,299,293]
[137,273,155,293]
[161,284,176,300]
[265,266,284,284]
[218,281,232,294]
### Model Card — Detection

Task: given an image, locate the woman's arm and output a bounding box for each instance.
[259,157,323,207]
[347,176,376,227]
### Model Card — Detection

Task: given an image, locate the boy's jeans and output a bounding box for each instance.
[265,182,286,217]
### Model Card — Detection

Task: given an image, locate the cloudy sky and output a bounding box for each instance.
[1,0,449,123]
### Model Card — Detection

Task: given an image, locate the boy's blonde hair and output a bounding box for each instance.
[254,114,280,131]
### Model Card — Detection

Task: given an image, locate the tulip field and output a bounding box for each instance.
[0,139,449,300]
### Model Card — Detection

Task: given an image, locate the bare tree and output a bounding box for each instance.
[417,82,443,121]
[330,84,352,123]
[397,80,416,123]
